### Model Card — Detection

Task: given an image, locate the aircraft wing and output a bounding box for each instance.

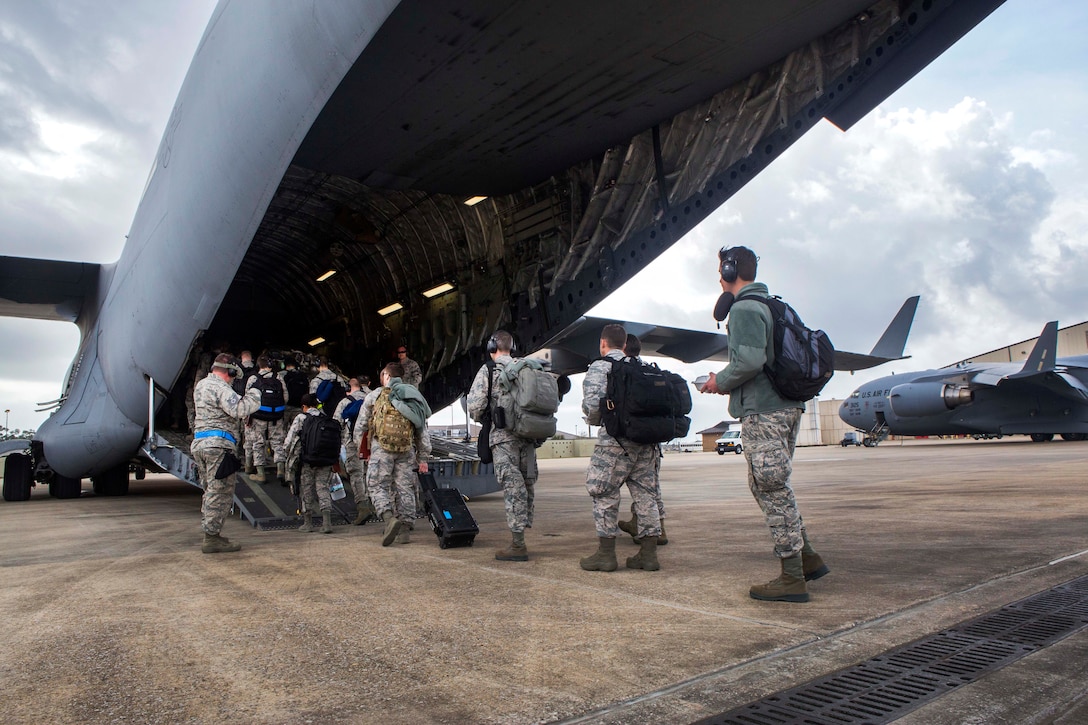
[0,256,102,323]
[539,297,919,376]
[537,316,730,376]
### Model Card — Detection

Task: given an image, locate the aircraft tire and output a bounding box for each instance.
[49,475,82,499]
[2,452,34,502]
[91,465,130,496]
[1030,433,1054,443]
[1060,433,1086,442]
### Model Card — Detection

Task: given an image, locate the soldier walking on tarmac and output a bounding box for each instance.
[699,245,829,603]
[579,324,662,573]
[467,330,538,562]
[191,353,262,553]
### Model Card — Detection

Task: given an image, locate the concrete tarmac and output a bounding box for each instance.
[1,438,1087,724]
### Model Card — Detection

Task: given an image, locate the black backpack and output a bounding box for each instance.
[739,294,834,402]
[599,357,692,444]
[283,369,308,406]
[251,373,285,421]
[301,414,342,466]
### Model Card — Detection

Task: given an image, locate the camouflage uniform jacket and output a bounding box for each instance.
[582,348,653,450]
[191,373,261,452]
[466,354,518,445]
[353,385,432,464]
[333,388,369,440]
[400,356,423,387]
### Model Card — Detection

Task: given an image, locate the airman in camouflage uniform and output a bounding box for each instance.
[467,330,539,562]
[244,356,289,483]
[353,362,432,546]
[191,353,262,553]
[283,394,336,534]
[700,245,829,603]
[334,376,376,524]
[397,345,423,387]
[617,334,669,546]
[580,324,662,573]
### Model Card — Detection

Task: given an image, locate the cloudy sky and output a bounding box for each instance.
[2,1,1087,437]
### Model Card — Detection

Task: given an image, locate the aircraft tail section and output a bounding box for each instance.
[0,255,102,323]
[1008,321,1058,378]
[833,296,919,372]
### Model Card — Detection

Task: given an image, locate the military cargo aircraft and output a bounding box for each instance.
[0,0,1004,501]
[839,320,1088,443]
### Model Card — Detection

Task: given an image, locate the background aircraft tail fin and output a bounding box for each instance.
[0,255,101,323]
[1010,321,1058,377]
[869,295,919,359]
[832,295,919,372]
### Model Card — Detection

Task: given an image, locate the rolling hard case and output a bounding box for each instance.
[418,472,479,548]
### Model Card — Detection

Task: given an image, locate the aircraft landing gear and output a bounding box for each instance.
[91,464,130,496]
[1030,433,1054,443]
[49,475,83,499]
[2,452,33,501]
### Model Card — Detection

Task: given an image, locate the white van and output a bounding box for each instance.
[715,430,742,455]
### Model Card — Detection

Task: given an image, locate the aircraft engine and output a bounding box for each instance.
[888,383,973,418]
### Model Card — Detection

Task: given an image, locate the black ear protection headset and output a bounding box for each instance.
[718,246,738,283]
[486,333,517,356]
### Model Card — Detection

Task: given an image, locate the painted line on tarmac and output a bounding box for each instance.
[1050,548,1088,566]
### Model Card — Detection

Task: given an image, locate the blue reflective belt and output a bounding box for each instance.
[258,405,285,413]
[194,430,237,444]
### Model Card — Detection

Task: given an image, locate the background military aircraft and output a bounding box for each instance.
[839,320,1088,442]
[0,0,1005,500]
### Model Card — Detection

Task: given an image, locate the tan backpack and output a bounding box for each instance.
[370,388,414,453]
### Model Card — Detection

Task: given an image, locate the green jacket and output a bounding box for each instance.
[714,282,804,418]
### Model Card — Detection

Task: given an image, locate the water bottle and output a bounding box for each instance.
[329,473,346,501]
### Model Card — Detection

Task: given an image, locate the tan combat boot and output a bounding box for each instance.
[750,554,809,603]
[381,513,402,546]
[202,533,241,554]
[353,500,377,525]
[626,536,660,571]
[657,518,668,546]
[495,530,529,562]
[276,462,285,484]
[579,537,618,572]
[298,512,315,533]
[320,511,333,534]
[802,533,830,581]
[617,512,638,540]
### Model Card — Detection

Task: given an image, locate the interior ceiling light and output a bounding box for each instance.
[378,302,403,316]
[316,269,337,282]
[422,282,455,298]
[463,195,488,207]
[307,336,326,346]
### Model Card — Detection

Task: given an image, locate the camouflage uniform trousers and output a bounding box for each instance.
[626,447,666,520]
[491,437,537,533]
[247,418,286,467]
[342,443,370,506]
[300,463,334,514]
[193,447,238,536]
[366,440,417,523]
[740,407,808,559]
[585,442,661,539]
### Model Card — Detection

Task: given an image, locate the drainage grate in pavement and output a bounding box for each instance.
[693,574,1088,725]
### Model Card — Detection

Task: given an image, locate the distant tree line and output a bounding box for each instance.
[0,426,35,442]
